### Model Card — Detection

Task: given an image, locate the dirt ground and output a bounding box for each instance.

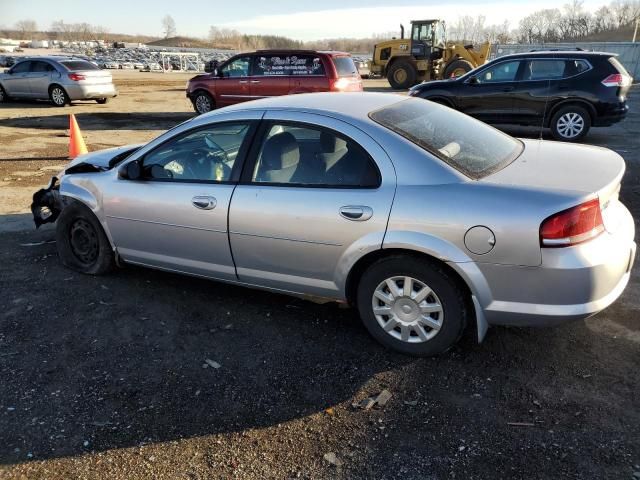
[0,71,638,480]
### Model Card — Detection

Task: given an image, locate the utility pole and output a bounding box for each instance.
[633,18,639,43]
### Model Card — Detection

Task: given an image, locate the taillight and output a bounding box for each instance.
[332,77,351,91]
[68,73,86,81]
[601,73,630,87]
[540,198,604,247]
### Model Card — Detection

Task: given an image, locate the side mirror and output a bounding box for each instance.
[467,76,479,85]
[119,160,142,180]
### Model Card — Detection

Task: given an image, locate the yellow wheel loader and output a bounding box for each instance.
[369,19,491,89]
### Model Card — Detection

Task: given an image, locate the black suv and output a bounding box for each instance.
[409,51,632,141]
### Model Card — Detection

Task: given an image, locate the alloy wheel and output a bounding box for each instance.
[556,112,585,139]
[195,95,211,113]
[371,276,444,343]
[51,87,65,106]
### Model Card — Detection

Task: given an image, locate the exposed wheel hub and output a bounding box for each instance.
[70,219,98,265]
[372,276,444,344]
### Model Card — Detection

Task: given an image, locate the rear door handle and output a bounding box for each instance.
[339,206,373,221]
[250,80,260,84]
[192,195,217,210]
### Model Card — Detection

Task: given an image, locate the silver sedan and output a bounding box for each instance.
[31,93,636,356]
[0,56,117,106]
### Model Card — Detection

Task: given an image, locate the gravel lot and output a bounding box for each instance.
[0,71,638,479]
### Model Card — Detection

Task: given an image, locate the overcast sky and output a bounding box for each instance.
[3,0,606,40]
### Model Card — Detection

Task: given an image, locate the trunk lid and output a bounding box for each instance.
[484,139,625,233]
[75,69,113,86]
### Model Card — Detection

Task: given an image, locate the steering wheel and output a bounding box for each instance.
[203,135,229,163]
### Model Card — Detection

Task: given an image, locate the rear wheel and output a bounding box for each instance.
[56,201,115,275]
[192,91,214,114]
[96,98,109,104]
[550,105,591,141]
[0,85,9,103]
[49,85,69,107]
[356,255,469,356]
[387,60,417,90]
[443,59,474,79]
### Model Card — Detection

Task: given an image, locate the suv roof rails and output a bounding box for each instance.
[529,47,586,52]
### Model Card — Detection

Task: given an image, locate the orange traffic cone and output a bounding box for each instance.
[68,114,88,159]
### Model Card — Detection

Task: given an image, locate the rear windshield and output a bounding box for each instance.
[60,60,99,71]
[333,56,358,76]
[369,99,523,179]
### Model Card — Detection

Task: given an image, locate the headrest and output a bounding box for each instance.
[262,132,300,170]
[320,131,347,153]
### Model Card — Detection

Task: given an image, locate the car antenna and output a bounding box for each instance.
[539,76,553,140]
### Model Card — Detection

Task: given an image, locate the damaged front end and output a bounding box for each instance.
[31,176,63,228]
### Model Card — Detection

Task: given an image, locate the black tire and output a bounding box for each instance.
[387,60,417,90]
[443,59,474,79]
[356,255,469,356]
[55,201,115,275]
[0,85,9,103]
[96,98,109,104]
[49,85,69,107]
[192,91,214,115]
[550,105,591,142]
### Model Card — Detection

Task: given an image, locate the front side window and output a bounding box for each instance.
[369,98,523,179]
[251,123,379,187]
[32,61,54,72]
[220,57,250,78]
[10,61,31,73]
[524,60,565,80]
[142,122,252,182]
[476,60,520,83]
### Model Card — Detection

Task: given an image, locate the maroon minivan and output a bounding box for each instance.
[186,50,363,114]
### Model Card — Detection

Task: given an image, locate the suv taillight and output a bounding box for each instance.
[540,198,604,247]
[68,73,86,81]
[330,77,362,92]
[601,73,630,87]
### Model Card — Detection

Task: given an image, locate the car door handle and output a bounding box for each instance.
[239,80,248,84]
[339,206,373,221]
[192,195,217,210]
[250,80,260,84]
[501,86,514,92]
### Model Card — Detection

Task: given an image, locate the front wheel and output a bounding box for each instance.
[49,85,69,107]
[192,91,214,115]
[387,61,417,90]
[356,256,469,356]
[55,201,115,275]
[0,85,9,103]
[96,98,109,104]
[550,105,591,141]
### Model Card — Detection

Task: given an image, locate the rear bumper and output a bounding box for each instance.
[65,83,118,100]
[458,205,636,327]
[593,103,629,127]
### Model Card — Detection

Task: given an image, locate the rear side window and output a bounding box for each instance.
[254,54,325,76]
[333,56,358,76]
[523,60,565,80]
[370,99,523,179]
[60,60,98,71]
[251,123,379,187]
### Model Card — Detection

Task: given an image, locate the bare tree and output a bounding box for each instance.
[15,19,37,39]
[162,15,176,38]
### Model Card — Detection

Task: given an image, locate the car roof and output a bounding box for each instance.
[13,56,89,63]
[494,50,616,61]
[204,92,402,122]
[248,49,351,57]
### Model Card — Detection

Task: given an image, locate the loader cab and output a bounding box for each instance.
[409,20,446,60]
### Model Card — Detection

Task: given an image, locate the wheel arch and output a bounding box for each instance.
[545,99,595,128]
[344,246,490,342]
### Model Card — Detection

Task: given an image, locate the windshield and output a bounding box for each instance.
[369,98,523,179]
